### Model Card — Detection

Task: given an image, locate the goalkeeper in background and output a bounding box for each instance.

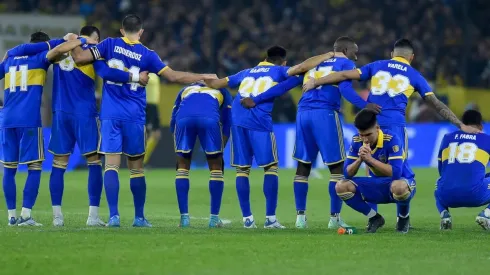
[144,73,161,166]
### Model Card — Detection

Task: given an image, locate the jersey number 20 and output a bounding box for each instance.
[447,142,478,164]
[238,76,274,97]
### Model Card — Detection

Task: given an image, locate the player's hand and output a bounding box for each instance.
[240,97,256,109]
[139,71,149,86]
[64,33,78,41]
[460,124,482,134]
[201,74,218,80]
[85,38,98,45]
[302,77,316,92]
[365,103,382,114]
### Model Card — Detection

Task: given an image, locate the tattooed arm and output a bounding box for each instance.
[424,94,480,133]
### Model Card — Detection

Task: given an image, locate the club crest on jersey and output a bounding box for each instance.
[392,145,399,153]
[379,154,386,163]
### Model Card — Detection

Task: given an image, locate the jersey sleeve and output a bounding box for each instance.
[146,51,168,75]
[0,61,5,80]
[338,80,367,109]
[281,66,291,78]
[343,137,362,178]
[413,73,434,97]
[7,40,58,57]
[48,39,65,49]
[387,136,405,180]
[437,134,449,176]
[253,75,303,104]
[90,38,111,60]
[220,88,233,139]
[93,60,130,83]
[170,89,184,134]
[38,50,52,66]
[357,62,375,81]
[226,69,248,89]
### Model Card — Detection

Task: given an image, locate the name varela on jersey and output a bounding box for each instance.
[250,67,270,73]
[114,46,142,61]
[455,134,477,140]
[388,63,407,72]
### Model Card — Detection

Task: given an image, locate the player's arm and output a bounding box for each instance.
[46,38,96,62]
[387,137,405,180]
[303,69,361,92]
[220,89,232,146]
[170,90,184,134]
[344,140,363,178]
[361,147,394,178]
[7,38,64,58]
[207,69,248,90]
[71,37,108,65]
[339,80,382,114]
[253,75,303,104]
[93,60,136,84]
[287,52,334,76]
[436,135,448,176]
[161,67,217,84]
[424,94,479,134]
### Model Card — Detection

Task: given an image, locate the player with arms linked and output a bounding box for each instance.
[71,14,217,227]
[337,109,416,233]
[6,26,149,227]
[206,46,334,228]
[170,82,232,228]
[435,110,490,230]
[0,31,98,226]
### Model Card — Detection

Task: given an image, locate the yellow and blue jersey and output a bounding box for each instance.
[226,62,290,131]
[300,57,366,111]
[345,129,414,180]
[0,51,51,128]
[170,83,232,138]
[357,57,433,126]
[90,37,167,124]
[437,131,490,187]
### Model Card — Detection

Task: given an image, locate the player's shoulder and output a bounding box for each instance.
[381,129,400,143]
[351,134,363,143]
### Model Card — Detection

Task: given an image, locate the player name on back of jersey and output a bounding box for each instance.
[14,56,29,60]
[114,46,142,61]
[250,67,270,73]
[388,63,407,71]
[455,133,477,140]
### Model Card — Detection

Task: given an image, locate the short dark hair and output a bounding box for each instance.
[354,109,378,131]
[393,39,414,52]
[30,31,50,43]
[334,36,355,51]
[122,14,143,33]
[80,26,100,39]
[265,46,287,64]
[462,109,483,126]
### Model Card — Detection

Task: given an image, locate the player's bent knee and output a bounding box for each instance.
[391,180,411,200]
[335,179,356,193]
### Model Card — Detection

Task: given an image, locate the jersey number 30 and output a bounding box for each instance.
[447,142,478,164]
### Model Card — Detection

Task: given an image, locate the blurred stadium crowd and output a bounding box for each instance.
[1,0,489,123]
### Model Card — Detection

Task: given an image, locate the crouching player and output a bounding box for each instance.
[170,82,232,228]
[336,109,416,233]
[435,110,490,230]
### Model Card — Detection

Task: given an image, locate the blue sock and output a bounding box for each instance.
[236,168,252,217]
[329,174,344,215]
[49,160,67,206]
[337,189,374,216]
[368,202,378,212]
[264,166,279,216]
[209,170,224,215]
[130,169,146,218]
[175,169,190,215]
[435,191,447,215]
[393,190,412,218]
[293,175,308,212]
[2,166,17,210]
[104,165,120,217]
[23,163,42,209]
[88,160,103,207]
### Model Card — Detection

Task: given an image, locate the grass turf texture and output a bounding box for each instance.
[0,168,489,275]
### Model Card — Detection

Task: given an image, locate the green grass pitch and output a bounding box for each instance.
[0,168,489,275]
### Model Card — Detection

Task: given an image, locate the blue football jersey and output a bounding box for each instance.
[90,37,167,124]
[227,62,290,131]
[300,57,356,111]
[358,57,433,126]
[0,51,51,128]
[437,131,490,188]
[345,129,415,180]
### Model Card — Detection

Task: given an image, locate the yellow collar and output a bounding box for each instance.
[122,37,141,45]
[376,129,384,148]
[258,61,275,66]
[79,35,90,39]
[391,57,410,65]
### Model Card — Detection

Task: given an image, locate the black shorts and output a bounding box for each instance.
[146,104,161,131]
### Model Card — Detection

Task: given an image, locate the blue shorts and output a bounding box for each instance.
[98,119,145,157]
[0,127,44,164]
[231,125,278,167]
[293,109,345,165]
[349,177,416,204]
[48,112,99,156]
[380,125,407,154]
[174,117,223,157]
[435,178,490,208]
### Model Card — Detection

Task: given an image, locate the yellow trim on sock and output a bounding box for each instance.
[236,173,249,178]
[130,173,145,179]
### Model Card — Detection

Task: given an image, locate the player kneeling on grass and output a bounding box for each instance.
[170,82,232,228]
[435,110,490,230]
[336,109,416,233]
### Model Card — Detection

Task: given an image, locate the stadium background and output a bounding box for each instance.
[0,0,489,171]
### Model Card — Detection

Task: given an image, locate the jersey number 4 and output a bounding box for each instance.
[106,58,140,91]
[447,142,478,164]
[371,71,410,97]
[8,65,28,92]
